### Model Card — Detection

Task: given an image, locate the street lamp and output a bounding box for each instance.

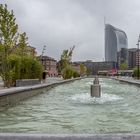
[136,35,140,79]
[41,45,46,65]
[40,45,47,83]
[41,45,46,56]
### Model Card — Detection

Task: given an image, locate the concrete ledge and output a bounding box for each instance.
[16,79,41,87]
[0,134,139,140]
[112,77,140,87]
[0,77,84,107]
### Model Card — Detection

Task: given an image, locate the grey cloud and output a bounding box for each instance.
[1,0,140,61]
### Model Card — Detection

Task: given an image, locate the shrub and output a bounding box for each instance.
[20,56,43,79]
[133,68,140,78]
[62,67,74,79]
[7,55,43,86]
[7,54,21,86]
[73,71,80,78]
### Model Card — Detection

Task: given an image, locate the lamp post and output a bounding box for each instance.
[41,45,47,83]
[42,45,46,56]
[136,35,140,79]
[41,45,46,65]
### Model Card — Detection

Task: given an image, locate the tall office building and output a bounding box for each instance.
[128,48,137,69]
[105,24,128,67]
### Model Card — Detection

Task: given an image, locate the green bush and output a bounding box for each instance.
[20,56,43,79]
[73,71,80,78]
[30,58,43,79]
[0,4,43,87]
[7,55,43,86]
[62,67,73,79]
[62,66,80,79]
[133,68,140,77]
[7,54,21,86]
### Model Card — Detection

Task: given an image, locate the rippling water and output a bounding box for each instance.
[0,78,140,133]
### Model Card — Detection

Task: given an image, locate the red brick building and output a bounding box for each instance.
[38,56,58,77]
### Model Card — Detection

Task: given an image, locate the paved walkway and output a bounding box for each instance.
[112,76,140,86]
[45,77,63,84]
[0,77,63,95]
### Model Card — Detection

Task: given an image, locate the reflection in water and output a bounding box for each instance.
[0,78,140,133]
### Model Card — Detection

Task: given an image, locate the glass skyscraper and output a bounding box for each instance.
[105,24,128,66]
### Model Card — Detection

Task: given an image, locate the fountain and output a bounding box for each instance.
[1,78,140,134]
[91,76,101,97]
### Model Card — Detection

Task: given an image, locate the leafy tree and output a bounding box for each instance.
[59,46,83,79]
[133,67,140,78]
[30,58,43,79]
[73,70,80,78]
[61,46,75,63]
[120,62,128,70]
[62,66,74,79]
[58,47,75,79]
[57,50,69,75]
[7,54,21,86]
[20,56,43,80]
[7,55,43,86]
[62,66,80,79]
[0,4,19,87]
[16,32,28,56]
[0,4,43,87]
[86,68,92,76]
[60,50,70,69]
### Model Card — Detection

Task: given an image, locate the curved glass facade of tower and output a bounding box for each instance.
[105,24,128,65]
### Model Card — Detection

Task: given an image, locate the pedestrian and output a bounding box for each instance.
[42,72,46,83]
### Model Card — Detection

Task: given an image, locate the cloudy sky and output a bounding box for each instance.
[1,0,140,61]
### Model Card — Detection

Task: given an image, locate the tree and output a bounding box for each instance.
[7,55,43,86]
[0,4,19,87]
[59,47,74,74]
[16,32,28,57]
[0,4,43,87]
[73,70,80,78]
[133,67,140,78]
[60,49,69,69]
[7,54,21,86]
[86,68,92,76]
[80,64,87,76]
[62,66,74,79]
[20,56,43,80]
[120,62,127,70]
[58,46,76,79]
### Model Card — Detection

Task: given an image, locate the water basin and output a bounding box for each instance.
[0,78,140,133]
